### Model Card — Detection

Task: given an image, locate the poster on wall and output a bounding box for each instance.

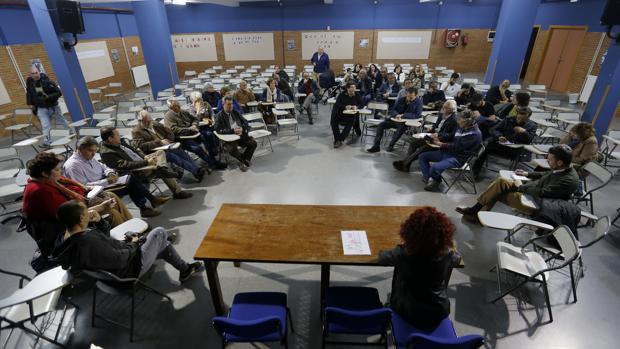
[359,39,369,48]
[172,34,217,62]
[302,31,354,60]
[30,58,45,73]
[0,77,11,106]
[445,29,461,48]
[287,39,295,51]
[75,41,115,83]
[376,31,433,60]
[222,32,275,61]
[110,49,120,63]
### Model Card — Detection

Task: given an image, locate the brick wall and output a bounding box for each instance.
[176,29,494,76]
[0,36,145,137]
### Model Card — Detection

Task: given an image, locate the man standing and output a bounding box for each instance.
[311,47,330,82]
[133,110,207,182]
[367,88,423,153]
[26,66,70,148]
[297,72,320,125]
[393,100,459,172]
[214,97,257,172]
[63,136,169,217]
[330,82,363,148]
[165,99,226,170]
[99,126,193,200]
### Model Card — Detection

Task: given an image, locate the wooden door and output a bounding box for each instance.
[537,27,586,92]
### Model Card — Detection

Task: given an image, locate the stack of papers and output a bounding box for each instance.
[87,174,129,188]
[341,230,371,255]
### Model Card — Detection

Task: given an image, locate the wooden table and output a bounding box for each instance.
[194,203,419,315]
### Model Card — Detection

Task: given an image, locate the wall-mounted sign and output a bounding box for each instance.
[223,32,275,61]
[172,34,217,62]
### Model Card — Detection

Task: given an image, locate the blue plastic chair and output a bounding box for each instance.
[322,286,392,348]
[212,292,294,348]
[391,311,484,349]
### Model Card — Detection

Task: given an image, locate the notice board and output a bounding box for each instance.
[376,31,433,60]
[75,41,115,83]
[222,32,275,61]
[302,31,354,60]
[172,34,218,62]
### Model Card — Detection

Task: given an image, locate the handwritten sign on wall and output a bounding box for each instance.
[302,31,354,60]
[172,34,217,62]
[222,32,275,61]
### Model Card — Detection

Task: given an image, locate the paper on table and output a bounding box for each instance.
[87,174,129,188]
[87,185,104,200]
[153,142,181,151]
[341,230,371,255]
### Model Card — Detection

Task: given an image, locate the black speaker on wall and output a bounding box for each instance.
[601,0,620,26]
[57,0,85,34]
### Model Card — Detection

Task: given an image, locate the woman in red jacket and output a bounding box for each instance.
[23,153,131,226]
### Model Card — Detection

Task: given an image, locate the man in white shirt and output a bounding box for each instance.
[441,73,461,98]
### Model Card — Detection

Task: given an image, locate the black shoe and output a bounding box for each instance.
[175,168,184,179]
[309,120,314,125]
[386,145,394,152]
[243,159,251,167]
[239,162,249,172]
[393,161,409,172]
[179,262,204,283]
[455,206,476,216]
[214,161,227,170]
[173,191,193,199]
[194,167,207,182]
[424,179,441,192]
[366,146,380,153]
[166,231,178,243]
[334,141,343,149]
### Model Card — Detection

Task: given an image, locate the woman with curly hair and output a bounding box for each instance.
[560,122,601,168]
[379,206,461,328]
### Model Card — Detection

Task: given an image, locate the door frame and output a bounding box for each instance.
[535,25,588,86]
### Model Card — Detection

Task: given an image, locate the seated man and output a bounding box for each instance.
[330,82,363,148]
[418,112,482,192]
[393,100,459,172]
[396,78,414,100]
[441,73,461,98]
[217,87,244,113]
[188,92,222,166]
[497,91,530,119]
[99,126,192,200]
[456,144,579,223]
[422,81,446,111]
[355,69,374,105]
[486,79,512,106]
[367,87,423,153]
[214,96,257,172]
[319,69,337,91]
[164,99,226,170]
[274,73,294,103]
[63,136,169,218]
[53,200,202,282]
[233,80,256,113]
[468,93,497,140]
[377,73,401,107]
[455,83,475,106]
[275,65,290,83]
[472,106,537,178]
[133,110,208,182]
[297,72,320,125]
[202,83,221,108]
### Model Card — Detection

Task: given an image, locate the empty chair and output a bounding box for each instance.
[574,161,613,215]
[212,292,293,348]
[322,286,391,348]
[104,82,123,103]
[391,313,484,349]
[0,110,35,143]
[274,102,299,139]
[243,112,273,153]
[491,225,580,322]
[184,70,197,79]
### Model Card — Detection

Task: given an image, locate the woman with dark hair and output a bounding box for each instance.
[560,122,600,168]
[393,64,404,82]
[368,64,382,93]
[353,63,363,76]
[379,206,460,328]
[23,152,131,227]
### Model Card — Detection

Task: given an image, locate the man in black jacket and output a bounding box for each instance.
[26,66,70,148]
[355,69,374,105]
[393,100,459,172]
[99,126,192,200]
[214,97,257,172]
[330,82,364,148]
[53,200,202,282]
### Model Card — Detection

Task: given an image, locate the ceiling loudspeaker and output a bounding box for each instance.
[56,0,85,34]
[601,0,620,26]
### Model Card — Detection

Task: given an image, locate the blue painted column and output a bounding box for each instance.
[27,0,93,121]
[132,1,178,98]
[582,42,620,139]
[485,0,541,85]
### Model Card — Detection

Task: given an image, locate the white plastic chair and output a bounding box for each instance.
[274,102,299,139]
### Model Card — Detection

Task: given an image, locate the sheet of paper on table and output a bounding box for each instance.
[341,230,371,255]
[499,170,529,181]
[87,174,129,188]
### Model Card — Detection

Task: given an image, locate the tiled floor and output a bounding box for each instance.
[1,93,619,349]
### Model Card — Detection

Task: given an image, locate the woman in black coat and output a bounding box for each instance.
[378,206,461,329]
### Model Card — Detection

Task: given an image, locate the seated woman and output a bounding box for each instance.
[53,200,202,282]
[189,91,220,161]
[379,206,460,329]
[24,152,132,227]
[259,78,286,124]
[560,122,601,170]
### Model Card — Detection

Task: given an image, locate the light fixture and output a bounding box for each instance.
[569,0,579,2]
[172,0,187,5]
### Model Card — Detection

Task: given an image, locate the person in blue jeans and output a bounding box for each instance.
[418,112,482,192]
[25,66,71,148]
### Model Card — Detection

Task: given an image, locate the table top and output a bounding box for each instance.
[478,211,553,231]
[194,203,418,265]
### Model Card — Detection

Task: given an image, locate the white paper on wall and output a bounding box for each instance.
[222,32,275,61]
[302,31,354,60]
[0,77,11,106]
[75,41,115,83]
[376,31,433,60]
[172,34,217,62]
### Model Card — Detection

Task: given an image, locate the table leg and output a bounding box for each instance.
[320,264,330,318]
[204,260,227,316]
